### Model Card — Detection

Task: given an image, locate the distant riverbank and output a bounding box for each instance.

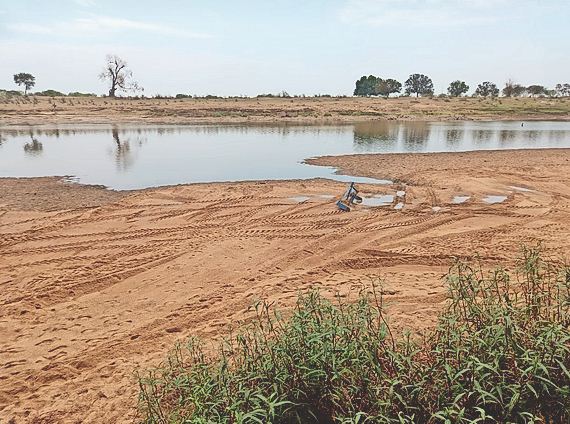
[1,96,569,126]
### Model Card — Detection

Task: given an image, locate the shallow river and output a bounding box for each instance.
[1,121,569,190]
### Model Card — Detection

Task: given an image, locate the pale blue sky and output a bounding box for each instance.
[1,0,568,96]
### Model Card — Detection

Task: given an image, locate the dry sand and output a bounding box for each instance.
[1,96,569,126]
[1,148,570,422]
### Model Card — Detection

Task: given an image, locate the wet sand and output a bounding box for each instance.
[1,148,570,422]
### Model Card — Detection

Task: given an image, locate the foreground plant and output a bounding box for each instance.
[138,248,570,423]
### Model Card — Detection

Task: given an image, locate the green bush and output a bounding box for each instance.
[35,89,66,97]
[138,248,570,423]
[68,92,98,97]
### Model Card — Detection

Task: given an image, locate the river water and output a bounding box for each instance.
[1,121,569,189]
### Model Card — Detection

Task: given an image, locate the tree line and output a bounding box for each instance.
[7,57,570,99]
[355,74,570,98]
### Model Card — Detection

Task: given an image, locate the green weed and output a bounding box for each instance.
[138,248,570,423]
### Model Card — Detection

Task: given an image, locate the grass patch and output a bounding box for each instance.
[138,248,570,423]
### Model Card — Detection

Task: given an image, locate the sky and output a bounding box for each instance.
[1,0,569,96]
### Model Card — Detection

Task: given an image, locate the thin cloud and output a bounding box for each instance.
[7,15,211,39]
[72,16,211,38]
[7,23,54,34]
[72,0,96,6]
[338,0,511,27]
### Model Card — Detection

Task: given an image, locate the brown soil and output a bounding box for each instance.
[1,148,570,422]
[1,96,569,126]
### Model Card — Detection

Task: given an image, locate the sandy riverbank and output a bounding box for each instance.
[1,148,570,422]
[1,96,569,126]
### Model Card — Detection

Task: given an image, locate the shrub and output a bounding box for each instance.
[35,89,66,97]
[68,92,98,97]
[138,248,570,423]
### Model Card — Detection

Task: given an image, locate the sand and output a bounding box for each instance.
[1,148,570,422]
[1,96,569,126]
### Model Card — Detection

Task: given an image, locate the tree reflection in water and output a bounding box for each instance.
[473,129,494,146]
[401,122,430,151]
[353,121,398,151]
[445,129,464,148]
[23,134,43,156]
[111,126,146,171]
[353,121,430,152]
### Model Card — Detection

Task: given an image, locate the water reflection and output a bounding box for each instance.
[353,121,398,152]
[350,121,570,153]
[473,130,494,146]
[0,124,351,139]
[0,121,569,190]
[110,126,145,171]
[353,121,431,152]
[445,129,464,148]
[23,135,43,156]
[401,122,430,150]
[499,130,516,145]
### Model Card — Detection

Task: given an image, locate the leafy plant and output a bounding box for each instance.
[138,248,570,423]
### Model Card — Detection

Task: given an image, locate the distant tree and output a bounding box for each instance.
[555,83,570,97]
[404,74,434,97]
[68,92,98,97]
[354,75,380,96]
[99,55,142,97]
[502,79,526,97]
[13,73,35,95]
[474,82,499,97]
[376,78,402,97]
[36,89,65,97]
[526,85,548,97]
[447,80,469,97]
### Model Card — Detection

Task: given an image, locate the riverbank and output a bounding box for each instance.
[1,96,569,126]
[1,148,570,422]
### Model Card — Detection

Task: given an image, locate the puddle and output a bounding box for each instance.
[62,176,81,184]
[361,194,394,207]
[394,202,404,210]
[288,196,311,203]
[308,164,393,185]
[317,194,335,199]
[452,196,471,204]
[396,190,406,197]
[483,195,508,204]
[509,185,533,192]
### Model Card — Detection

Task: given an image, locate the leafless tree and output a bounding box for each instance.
[99,55,142,97]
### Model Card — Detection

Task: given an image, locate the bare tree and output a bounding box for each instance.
[99,55,142,97]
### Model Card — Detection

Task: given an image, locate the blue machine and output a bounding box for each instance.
[336,182,362,212]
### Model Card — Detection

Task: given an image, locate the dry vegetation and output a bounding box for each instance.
[1,96,569,126]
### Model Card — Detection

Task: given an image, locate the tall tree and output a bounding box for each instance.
[376,78,402,97]
[555,83,570,97]
[99,55,142,97]
[13,73,35,95]
[526,85,548,97]
[502,80,526,97]
[404,74,433,97]
[447,80,469,97]
[354,75,380,96]
[474,82,499,97]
